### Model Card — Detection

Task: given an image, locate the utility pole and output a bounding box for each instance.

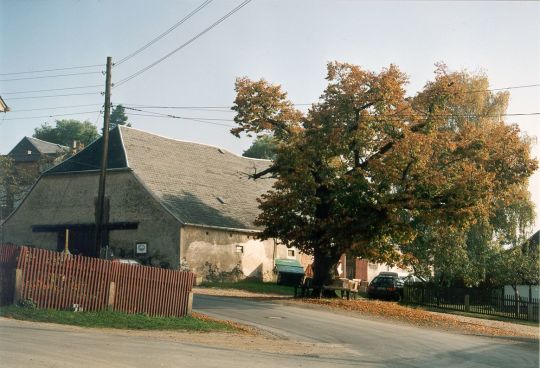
[94,56,112,257]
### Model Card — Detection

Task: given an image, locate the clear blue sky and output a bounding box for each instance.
[1,0,539,228]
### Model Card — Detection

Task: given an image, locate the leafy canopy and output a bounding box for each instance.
[242,135,277,160]
[231,62,537,287]
[110,104,131,129]
[33,119,99,147]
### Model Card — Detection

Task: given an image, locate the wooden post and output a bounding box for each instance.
[64,228,70,255]
[464,294,470,312]
[527,302,534,322]
[13,269,23,305]
[95,56,113,257]
[187,292,193,314]
[107,281,116,309]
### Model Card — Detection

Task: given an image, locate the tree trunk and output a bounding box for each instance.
[311,248,342,297]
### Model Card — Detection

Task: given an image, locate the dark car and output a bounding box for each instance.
[367,273,404,301]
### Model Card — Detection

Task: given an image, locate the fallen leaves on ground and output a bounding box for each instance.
[298,298,539,339]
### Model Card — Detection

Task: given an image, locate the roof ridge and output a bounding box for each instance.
[119,125,272,163]
[26,136,69,149]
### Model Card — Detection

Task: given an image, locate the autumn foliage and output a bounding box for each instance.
[231,62,537,291]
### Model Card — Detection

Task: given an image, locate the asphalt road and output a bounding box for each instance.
[193,294,540,368]
[0,296,538,368]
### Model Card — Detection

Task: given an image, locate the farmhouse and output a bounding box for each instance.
[1,126,302,280]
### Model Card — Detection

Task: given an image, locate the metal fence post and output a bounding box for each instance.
[527,301,534,322]
[464,294,470,312]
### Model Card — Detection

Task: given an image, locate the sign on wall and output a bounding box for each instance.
[136,242,148,254]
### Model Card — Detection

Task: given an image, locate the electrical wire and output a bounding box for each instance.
[121,105,234,121]
[6,92,102,100]
[0,64,103,76]
[2,110,101,121]
[0,71,102,82]
[6,104,102,113]
[1,85,103,95]
[125,112,234,127]
[114,0,252,88]
[115,0,213,67]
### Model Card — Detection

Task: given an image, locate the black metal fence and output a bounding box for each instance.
[403,284,539,322]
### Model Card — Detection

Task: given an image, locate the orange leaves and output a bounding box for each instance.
[231,77,303,139]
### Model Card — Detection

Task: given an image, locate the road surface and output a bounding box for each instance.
[193,294,539,368]
[0,295,537,367]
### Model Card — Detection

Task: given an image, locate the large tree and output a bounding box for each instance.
[110,104,131,130]
[231,62,537,293]
[242,135,277,160]
[33,119,99,147]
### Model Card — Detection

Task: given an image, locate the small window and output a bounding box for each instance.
[27,150,32,155]
[287,249,295,257]
[235,245,244,253]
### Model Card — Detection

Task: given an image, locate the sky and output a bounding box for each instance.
[1,0,539,229]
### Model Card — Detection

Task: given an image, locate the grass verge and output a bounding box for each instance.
[0,305,239,332]
[200,280,295,296]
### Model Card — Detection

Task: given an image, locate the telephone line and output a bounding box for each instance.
[6,104,101,113]
[0,64,103,76]
[115,0,213,66]
[1,85,103,95]
[0,71,102,82]
[122,105,234,121]
[7,92,102,100]
[1,110,101,121]
[114,0,252,87]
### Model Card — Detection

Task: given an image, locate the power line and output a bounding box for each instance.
[120,106,234,127]
[0,71,102,82]
[6,104,102,113]
[122,105,233,121]
[115,0,213,67]
[470,83,540,93]
[1,84,103,95]
[0,64,103,76]
[6,92,102,100]
[1,110,101,121]
[125,111,234,127]
[114,0,253,88]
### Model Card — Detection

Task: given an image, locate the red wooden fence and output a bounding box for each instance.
[0,245,195,317]
[0,245,19,305]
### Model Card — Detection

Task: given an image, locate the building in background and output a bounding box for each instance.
[1,126,302,280]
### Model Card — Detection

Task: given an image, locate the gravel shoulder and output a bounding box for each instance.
[194,287,539,340]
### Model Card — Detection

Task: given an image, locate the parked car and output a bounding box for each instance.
[399,274,427,285]
[367,273,404,301]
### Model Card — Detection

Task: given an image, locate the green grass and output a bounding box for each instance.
[0,305,239,332]
[200,279,295,296]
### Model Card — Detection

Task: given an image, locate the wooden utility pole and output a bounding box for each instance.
[94,56,112,257]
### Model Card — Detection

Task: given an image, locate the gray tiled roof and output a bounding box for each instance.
[120,126,272,229]
[120,127,273,230]
[26,137,68,154]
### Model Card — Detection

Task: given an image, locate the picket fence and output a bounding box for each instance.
[0,245,195,317]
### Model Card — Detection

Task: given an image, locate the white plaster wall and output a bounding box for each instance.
[181,226,300,281]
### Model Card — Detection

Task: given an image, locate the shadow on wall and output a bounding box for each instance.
[161,192,248,229]
[248,263,263,279]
